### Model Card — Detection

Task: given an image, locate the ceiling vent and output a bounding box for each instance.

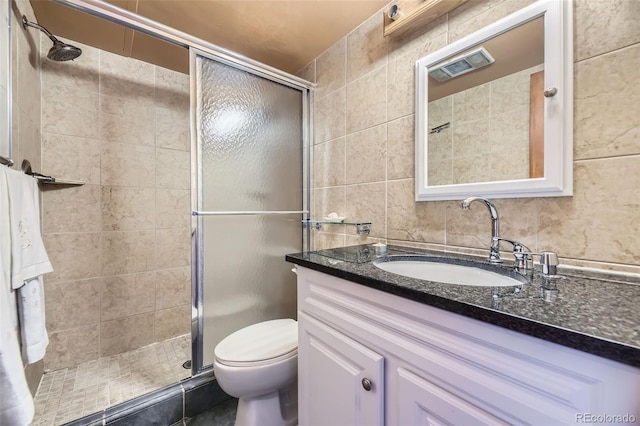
[428,47,495,82]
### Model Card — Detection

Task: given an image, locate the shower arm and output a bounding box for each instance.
[22,17,59,44]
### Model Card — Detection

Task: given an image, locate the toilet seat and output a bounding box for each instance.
[214,319,298,367]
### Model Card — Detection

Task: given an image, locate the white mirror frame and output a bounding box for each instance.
[415,0,572,201]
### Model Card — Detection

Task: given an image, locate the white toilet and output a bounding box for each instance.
[213,319,298,426]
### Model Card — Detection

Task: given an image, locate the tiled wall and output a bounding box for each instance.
[11,0,45,394]
[39,40,191,370]
[428,64,542,185]
[300,0,640,273]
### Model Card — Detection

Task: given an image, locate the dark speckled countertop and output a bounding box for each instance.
[285,245,640,368]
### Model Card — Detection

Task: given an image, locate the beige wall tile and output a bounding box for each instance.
[45,278,101,332]
[156,189,190,229]
[449,0,537,42]
[41,40,99,93]
[388,34,448,121]
[102,272,156,321]
[155,105,189,151]
[312,232,346,251]
[427,160,453,186]
[45,325,99,371]
[156,148,190,189]
[42,85,99,139]
[387,14,448,62]
[101,230,156,276]
[42,184,101,233]
[453,83,490,122]
[155,228,191,269]
[387,179,446,243]
[387,114,415,180]
[101,143,156,188]
[314,88,346,144]
[316,38,346,100]
[100,313,155,357]
[344,235,386,247]
[42,133,101,185]
[100,95,155,146]
[490,66,534,115]
[155,66,189,93]
[44,233,101,283]
[346,124,387,184]
[575,0,640,61]
[574,44,640,160]
[346,66,387,134]
[155,305,191,341]
[101,187,156,231]
[156,267,191,310]
[538,157,640,265]
[314,187,346,219]
[296,61,316,83]
[344,182,386,238]
[100,50,155,99]
[313,138,345,188]
[14,113,41,169]
[452,118,491,160]
[347,13,388,84]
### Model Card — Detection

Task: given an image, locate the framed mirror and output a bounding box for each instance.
[0,1,11,164]
[415,0,572,201]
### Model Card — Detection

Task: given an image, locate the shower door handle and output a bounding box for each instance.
[192,210,308,216]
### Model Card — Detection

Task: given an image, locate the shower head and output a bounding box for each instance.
[22,15,82,61]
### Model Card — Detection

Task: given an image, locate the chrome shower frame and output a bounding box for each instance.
[50,0,313,377]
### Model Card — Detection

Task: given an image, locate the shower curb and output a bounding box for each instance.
[62,369,231,426]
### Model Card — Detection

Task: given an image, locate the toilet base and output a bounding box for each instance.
[234,381,297,426]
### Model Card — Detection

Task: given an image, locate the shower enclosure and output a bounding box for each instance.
[16,0,311,423]
[190,49,310,372]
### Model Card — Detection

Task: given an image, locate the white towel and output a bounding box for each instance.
[4,167,53,363]
[0,286,35,426]
[0,167,35,426]
[5,167,53,290]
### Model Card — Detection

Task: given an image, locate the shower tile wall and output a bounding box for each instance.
[301,0,640,274]
[40,40,191,371]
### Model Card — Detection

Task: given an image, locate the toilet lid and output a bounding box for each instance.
[214,319,298,364]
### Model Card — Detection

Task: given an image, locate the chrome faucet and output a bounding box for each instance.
[461,196,559,275]
[461,197,501,263]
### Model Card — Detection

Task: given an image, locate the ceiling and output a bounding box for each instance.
[30,0,389,75]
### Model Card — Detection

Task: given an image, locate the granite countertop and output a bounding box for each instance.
[285,245,640,368]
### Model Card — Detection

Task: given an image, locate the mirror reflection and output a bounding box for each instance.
[425,16,544,186]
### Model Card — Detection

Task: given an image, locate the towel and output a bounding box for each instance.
[0,166,35,426]
[0,283,35,426]
[5,167,53,290]
[17,276,49,364]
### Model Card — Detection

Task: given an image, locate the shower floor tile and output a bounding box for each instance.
[31,334,191,426]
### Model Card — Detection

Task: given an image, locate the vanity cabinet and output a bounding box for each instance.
[296,266,640,425]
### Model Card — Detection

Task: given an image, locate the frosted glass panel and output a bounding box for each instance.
[197,57,303,212]
[200,215,299,366]
[195,53,303,367]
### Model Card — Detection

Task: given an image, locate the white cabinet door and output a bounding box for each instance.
[394,367,509,426]
[298,312,384,426]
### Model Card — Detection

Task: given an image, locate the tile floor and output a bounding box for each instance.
[31,334,191,426]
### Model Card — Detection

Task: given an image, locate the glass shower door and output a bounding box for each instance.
[191,49,308,370]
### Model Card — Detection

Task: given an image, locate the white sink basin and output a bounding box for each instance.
[373,256,524,287]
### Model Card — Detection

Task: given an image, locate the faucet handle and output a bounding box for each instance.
[538,251,559,275]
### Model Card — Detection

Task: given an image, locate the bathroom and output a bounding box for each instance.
[1,0,638,424]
